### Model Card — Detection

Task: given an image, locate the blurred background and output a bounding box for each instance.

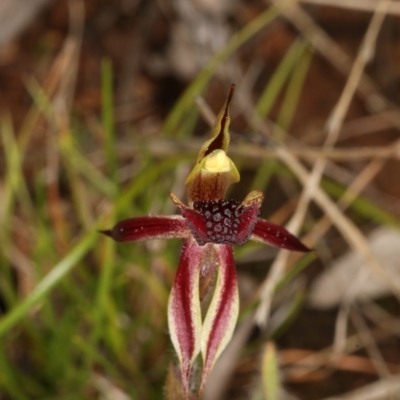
[1,0,400,399]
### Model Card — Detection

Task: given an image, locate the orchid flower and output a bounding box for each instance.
[101,85,309,398]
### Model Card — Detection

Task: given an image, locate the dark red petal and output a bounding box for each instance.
[200,244,239,392]
[234,203,261,245]
[179,207,211,246]
[251,218,311,252]
[100,216,189,242]
[168,239,204,394]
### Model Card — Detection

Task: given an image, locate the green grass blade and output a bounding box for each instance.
[86,230,117,368]
[0,231,98,338]
[101,58,117,183]
[255,39,308,119]
[270,289,305,339]
[261,342,280,400]
[162,0,297,137]
[0,345,29,400]
[116,156,184,212]
[321,179,400,229]
[275,251,316,292]
[59,134,117,198]
[250,44,312,192]
[275,45,313,132]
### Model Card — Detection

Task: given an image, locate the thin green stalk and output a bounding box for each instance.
[59,134,117,198]
[275,251,316,292]
[0,345,28,400]
[250,44,312,192]
[270,289,305,339]
[0,231,98,338]
[101,59,117,183]
[74,334,140,399]
[1,115,37,226]
[27,78,118,199]
[62,155,94,229]
[116,156,185,212]
[261,343,280,400]
[0,116,24,306]
[276,46,313,133]
[254,39,308,119]
[1,116,19,225]
[321,179,400,229]
[85,231,116,369]
[162,0,298,137]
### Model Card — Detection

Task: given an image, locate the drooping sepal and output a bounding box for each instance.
[185,85,240,203]
[251,219,310,252]
[200,244,239,392]
[195,84,235,163]
[100,215,190,242]
[168,239,204,396]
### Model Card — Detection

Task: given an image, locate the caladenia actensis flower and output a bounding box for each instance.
[101,85,310,398]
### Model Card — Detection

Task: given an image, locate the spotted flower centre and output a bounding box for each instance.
[193,199,244,244]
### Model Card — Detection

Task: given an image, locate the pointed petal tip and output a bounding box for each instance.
[251,219,312,253]
[99,216,189,242]
[193,85,236,166]
[240,190,265,209]
[98,229,112,237]
[227,83,235,106]
[298,242,312,253]
[169,192,182,206]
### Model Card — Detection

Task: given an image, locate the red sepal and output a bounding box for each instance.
[251,218,310,252]
[100,216,189,242]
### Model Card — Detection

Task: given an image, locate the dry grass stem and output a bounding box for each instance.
[299,0,400,16]
[361,302,400,331]
[320,375,400,400]
[113,139,400,163]
[268,0,400,118]
[350,308,391,378]
[283,305,400,381]
[324,0,395,358]
[281,350,399,380]
[324,0,391,142]
[339,111,400,140]
[255,0,391,327]
[303,157,386,246]
[277,146,400,299]
[45,0,84,253]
